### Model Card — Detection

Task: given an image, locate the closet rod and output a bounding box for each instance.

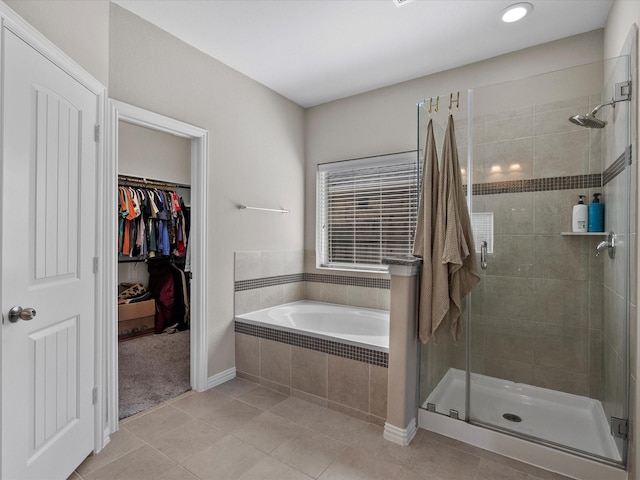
[118,174,191,190]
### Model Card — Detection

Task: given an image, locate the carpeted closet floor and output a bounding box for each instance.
[118,330,191,419]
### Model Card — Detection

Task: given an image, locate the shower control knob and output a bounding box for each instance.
[595,232,616,259]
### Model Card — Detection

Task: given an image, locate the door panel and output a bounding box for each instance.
[29,316,78,456]
[2,28,97,479]
[33,87,80,282]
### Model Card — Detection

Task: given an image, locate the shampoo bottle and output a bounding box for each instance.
[588,193,604,232]
[572,195,588,233]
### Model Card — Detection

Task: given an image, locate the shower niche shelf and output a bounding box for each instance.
[560,232,608,236]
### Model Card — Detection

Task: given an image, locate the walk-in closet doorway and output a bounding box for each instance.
[104,100,209,436]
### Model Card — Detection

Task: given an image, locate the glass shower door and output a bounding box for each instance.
[417,94,471,418]
[467,56,631,465]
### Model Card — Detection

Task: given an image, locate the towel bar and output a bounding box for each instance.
[239,205,290,213]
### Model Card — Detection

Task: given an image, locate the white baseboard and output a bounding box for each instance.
[99,427,112,454]
[206,367,236,390]
[384,418,417,446]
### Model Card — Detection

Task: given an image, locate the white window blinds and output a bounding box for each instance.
[317,152,418,272]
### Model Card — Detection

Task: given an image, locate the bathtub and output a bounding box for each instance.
[235,300,389,352]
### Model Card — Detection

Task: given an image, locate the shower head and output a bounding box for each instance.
[568,113,607,129]
[568,100,614,129]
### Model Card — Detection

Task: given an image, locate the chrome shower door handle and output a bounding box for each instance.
[480,241,488,270]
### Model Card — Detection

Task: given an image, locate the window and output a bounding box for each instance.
[317,152,418,272]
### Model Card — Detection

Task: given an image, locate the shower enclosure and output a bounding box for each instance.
[417,54,633,469]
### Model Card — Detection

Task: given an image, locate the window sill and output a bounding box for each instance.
[315,264,390,275]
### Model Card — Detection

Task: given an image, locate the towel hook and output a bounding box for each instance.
[428,96,439,115]
[449,91,460,114]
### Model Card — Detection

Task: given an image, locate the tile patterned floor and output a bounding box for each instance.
[69,378,575,480]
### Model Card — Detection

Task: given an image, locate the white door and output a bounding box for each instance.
[1,28,98,480]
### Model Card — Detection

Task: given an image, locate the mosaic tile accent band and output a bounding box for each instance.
[235,274,303,292]
[304,273,389,289]
[235,320,389,367]
[235,272,390,292]
[467,174,602,196]
[603,147,632,186]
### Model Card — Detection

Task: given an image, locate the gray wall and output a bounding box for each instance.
[118,121,191,185]
[108,4,306,375]
[5,0,109,87]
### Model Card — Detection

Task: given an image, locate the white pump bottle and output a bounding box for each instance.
[572,195,588,232]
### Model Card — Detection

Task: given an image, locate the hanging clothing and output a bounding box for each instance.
[184,232,191,273]
[414,115,480,343]
[147,260,190,333]
[117,184,190,260]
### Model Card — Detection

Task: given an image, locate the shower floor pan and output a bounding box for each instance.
[424,368,621,462]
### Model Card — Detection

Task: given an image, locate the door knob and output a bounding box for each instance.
[8,306,36,322]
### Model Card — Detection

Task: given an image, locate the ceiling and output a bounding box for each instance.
[112,0,612,108]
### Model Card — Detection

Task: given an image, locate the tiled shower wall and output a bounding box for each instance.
[422,93,614,402]
[234,250,390,423]
[467,95,607,399]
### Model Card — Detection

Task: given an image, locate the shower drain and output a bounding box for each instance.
[502,413,522,423]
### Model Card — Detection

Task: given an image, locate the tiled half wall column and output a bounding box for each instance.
[382,257,422,446]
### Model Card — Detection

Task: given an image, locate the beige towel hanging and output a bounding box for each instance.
[413,119,448,344]
[438,114,480,341]
[414,115,480,344]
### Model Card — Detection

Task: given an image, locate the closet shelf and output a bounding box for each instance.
[118,174,190,190]
[118,255,186,263]
[118,257,146,263]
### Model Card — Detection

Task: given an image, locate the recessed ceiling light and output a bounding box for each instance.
[501,2,533,23]
[393,0,415,7]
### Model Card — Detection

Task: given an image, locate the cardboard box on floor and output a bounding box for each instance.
[118,299,155,337]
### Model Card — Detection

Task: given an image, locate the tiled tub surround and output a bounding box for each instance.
[234,251,306,315]
[234,250,390,315]
[235,331,389,425]
[234,250,390,424]
[303,251,391,311]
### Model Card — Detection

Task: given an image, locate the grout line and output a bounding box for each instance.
[368,363,371,419]
[325,353,329,400]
